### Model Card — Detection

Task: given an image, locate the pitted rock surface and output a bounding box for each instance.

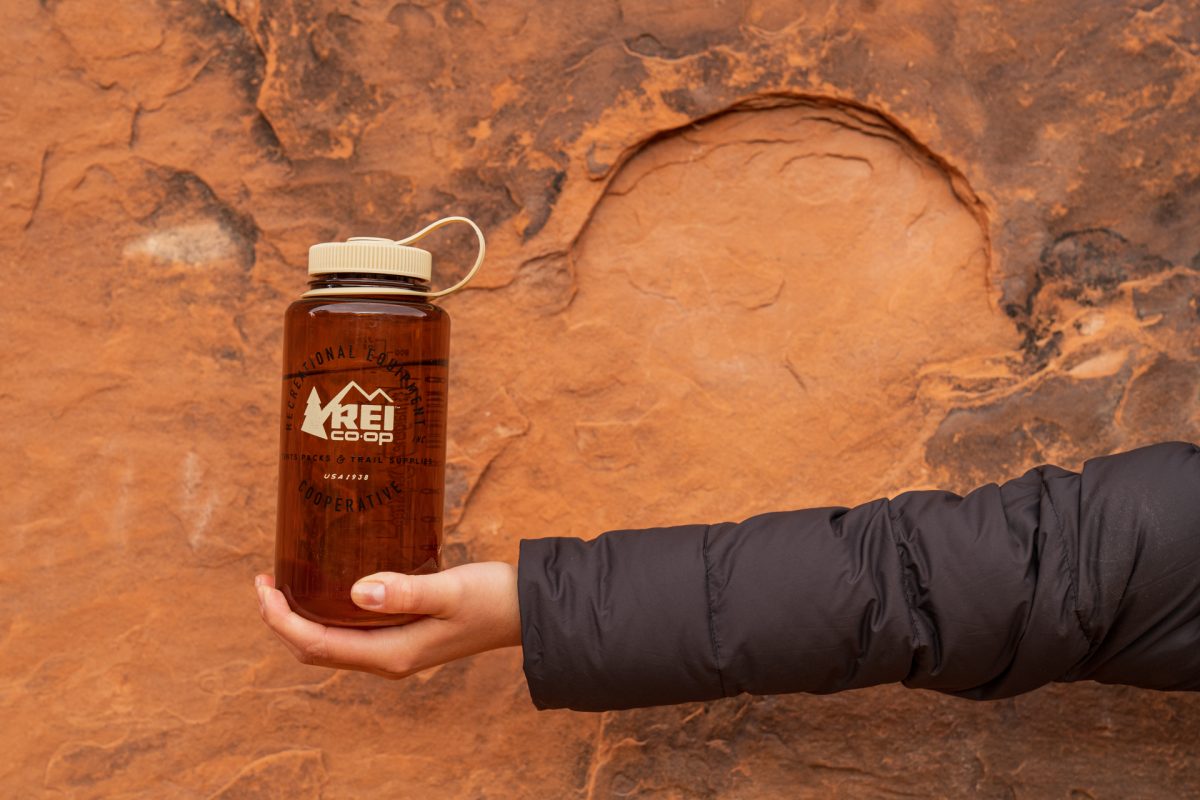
[2,0,1199,797]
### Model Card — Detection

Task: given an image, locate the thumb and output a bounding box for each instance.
[351,571,461,617]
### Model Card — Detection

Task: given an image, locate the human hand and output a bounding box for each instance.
[254,563,521,679]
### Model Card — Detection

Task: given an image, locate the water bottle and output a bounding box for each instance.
[274,217,485,626]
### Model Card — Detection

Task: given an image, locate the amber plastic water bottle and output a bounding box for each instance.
[275,217,485,627]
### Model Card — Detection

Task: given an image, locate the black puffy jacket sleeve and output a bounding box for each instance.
[516,441,1200,711]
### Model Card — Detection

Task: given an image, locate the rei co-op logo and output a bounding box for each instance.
[302,381,398,444]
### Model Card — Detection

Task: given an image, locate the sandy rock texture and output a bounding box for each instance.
[2,0,1199,797]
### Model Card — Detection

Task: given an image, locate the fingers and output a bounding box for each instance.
[350,570,462,618]
[257,583,331,660]
[252,565,518,681]
[254,577,440,678]
[255,578,313,662]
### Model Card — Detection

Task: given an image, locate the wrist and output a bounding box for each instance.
[503,561,522,648]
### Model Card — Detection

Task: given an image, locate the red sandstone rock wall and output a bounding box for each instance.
[3,0,1199,796]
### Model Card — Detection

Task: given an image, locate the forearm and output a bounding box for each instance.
[517,441,1200,711]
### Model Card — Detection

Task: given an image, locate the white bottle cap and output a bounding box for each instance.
[308,237,433,280]
[303,216,485,299]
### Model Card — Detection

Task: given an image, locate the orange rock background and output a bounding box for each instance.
[3,0,1200,796]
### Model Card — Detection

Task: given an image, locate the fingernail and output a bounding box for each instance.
[256,586,267,613]
[254,575,265,588]
[352,581,385,608]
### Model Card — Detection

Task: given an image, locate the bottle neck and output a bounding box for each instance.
[307,272,431,295]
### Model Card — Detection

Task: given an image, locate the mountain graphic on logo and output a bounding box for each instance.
[302,381,394,439]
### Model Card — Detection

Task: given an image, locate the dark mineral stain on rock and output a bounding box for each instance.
[141,168,259,271]
[1038,229,1170,305]
[926,371,1128,493]
[1119,354,1200,442]
[1134,272,1200,329]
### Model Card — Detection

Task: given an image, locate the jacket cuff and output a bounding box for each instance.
[517,528,724,711]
